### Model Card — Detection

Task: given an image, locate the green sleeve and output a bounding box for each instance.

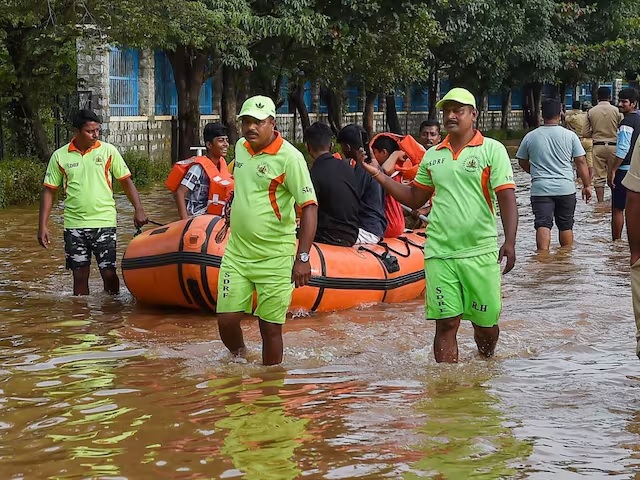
[110,146,131,180]
[284,152,317,206]
[490,142,515,190]
[413,152,434,188]
[43,152,63,188]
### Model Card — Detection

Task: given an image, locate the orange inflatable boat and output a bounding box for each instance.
[122,215,426,313]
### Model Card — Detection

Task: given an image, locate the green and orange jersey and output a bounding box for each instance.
[43,140,131,228]
[226,132,317,261]
[413,130,515,259]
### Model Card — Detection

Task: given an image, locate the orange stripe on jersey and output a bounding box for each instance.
[481,166,493,213]
[268,173,286,220]
[495,183,516,192]
[411,179,435,192]
[104,155,113,190]
[57,162,69,192]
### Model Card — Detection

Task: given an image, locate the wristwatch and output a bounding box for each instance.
[298,252,310,263]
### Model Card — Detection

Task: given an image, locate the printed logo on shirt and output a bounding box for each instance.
[94,156,104,165]
[68,162,79,169]
[427,157,446,167]
[302,186,313,194]
[256,163,269,177]
[463,157,479,173]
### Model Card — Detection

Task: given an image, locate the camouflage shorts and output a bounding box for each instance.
[63,228,117,271]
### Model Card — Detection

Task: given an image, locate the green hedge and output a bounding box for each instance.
[119,151,171,189]
[483,128,529,142]
[0,158,47,208]
[0,151,172,209]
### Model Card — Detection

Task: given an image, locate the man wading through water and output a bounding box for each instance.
[358,88,519,363]
[215,95,318,366]
[38,109,148,296]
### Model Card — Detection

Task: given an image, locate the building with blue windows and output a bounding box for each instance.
[82,45,628,159]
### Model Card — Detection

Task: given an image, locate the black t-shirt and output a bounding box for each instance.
[353,162,387,238]
[310,153,360,246]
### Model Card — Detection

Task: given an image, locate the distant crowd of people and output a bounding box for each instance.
[517,85,640,359]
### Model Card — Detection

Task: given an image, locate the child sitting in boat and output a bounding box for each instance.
[166,123,234,219]
[370,133,427,236]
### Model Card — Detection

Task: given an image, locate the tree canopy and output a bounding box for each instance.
[1,0,639,160]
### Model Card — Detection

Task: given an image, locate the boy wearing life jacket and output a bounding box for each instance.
[168,123,233,219]
[370,133,427,236]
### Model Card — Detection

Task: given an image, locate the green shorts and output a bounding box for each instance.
[216,255,294,325]
[425,251,502,327]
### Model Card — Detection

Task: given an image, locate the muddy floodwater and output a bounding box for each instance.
[0,163,638,479]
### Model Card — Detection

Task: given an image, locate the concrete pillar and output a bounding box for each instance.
[76,38,110,134]
[613,78,623,103]
[311,82,320,113]
[138,49,155,116]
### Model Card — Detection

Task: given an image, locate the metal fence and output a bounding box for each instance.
[109,47,139,116]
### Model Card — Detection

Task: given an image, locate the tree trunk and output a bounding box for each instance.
[591,82,599,104]
[323,88,343,136]
[428,66,439,120]
[477,92,487,131]
[166,46,206,161]
[523,83,539,129]
[532,82,542,128]
[363,91,377,139]
[501,88,512,130]
[385,94,402,134]
[213,69,223,116]
[289,78,310,132]
[221,66,239,145]
[559,83,566,104]
[5,26,51,162]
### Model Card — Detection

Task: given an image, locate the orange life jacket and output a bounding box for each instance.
[369,133,426,238]
[369,132,426,182]
[165,156,234,216]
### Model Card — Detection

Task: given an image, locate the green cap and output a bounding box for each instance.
[436,87,477,109]
[237,95,277,120]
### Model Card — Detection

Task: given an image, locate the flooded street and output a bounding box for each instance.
[0,163,639,479]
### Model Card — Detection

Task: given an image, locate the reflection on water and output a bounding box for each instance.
[406,367,533,479]
[0,165,639,479]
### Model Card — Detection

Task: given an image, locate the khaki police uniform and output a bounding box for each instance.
[565,110,593,168]
[582,101,623,188]
[621,137,640,358]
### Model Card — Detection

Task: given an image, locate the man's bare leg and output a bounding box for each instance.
[258,319,284,366]
[536,227,552,251]
[559,229,574,247]
[433,316,462,363]
[217,312,246,357]
[473,324,500,357]
[72,266,91,296]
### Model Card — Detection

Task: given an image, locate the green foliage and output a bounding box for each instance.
[0,153,173,209]
[120,151,172,189]
[484,129,509,142]
[0,0,79,161]
[0,158,46,208]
